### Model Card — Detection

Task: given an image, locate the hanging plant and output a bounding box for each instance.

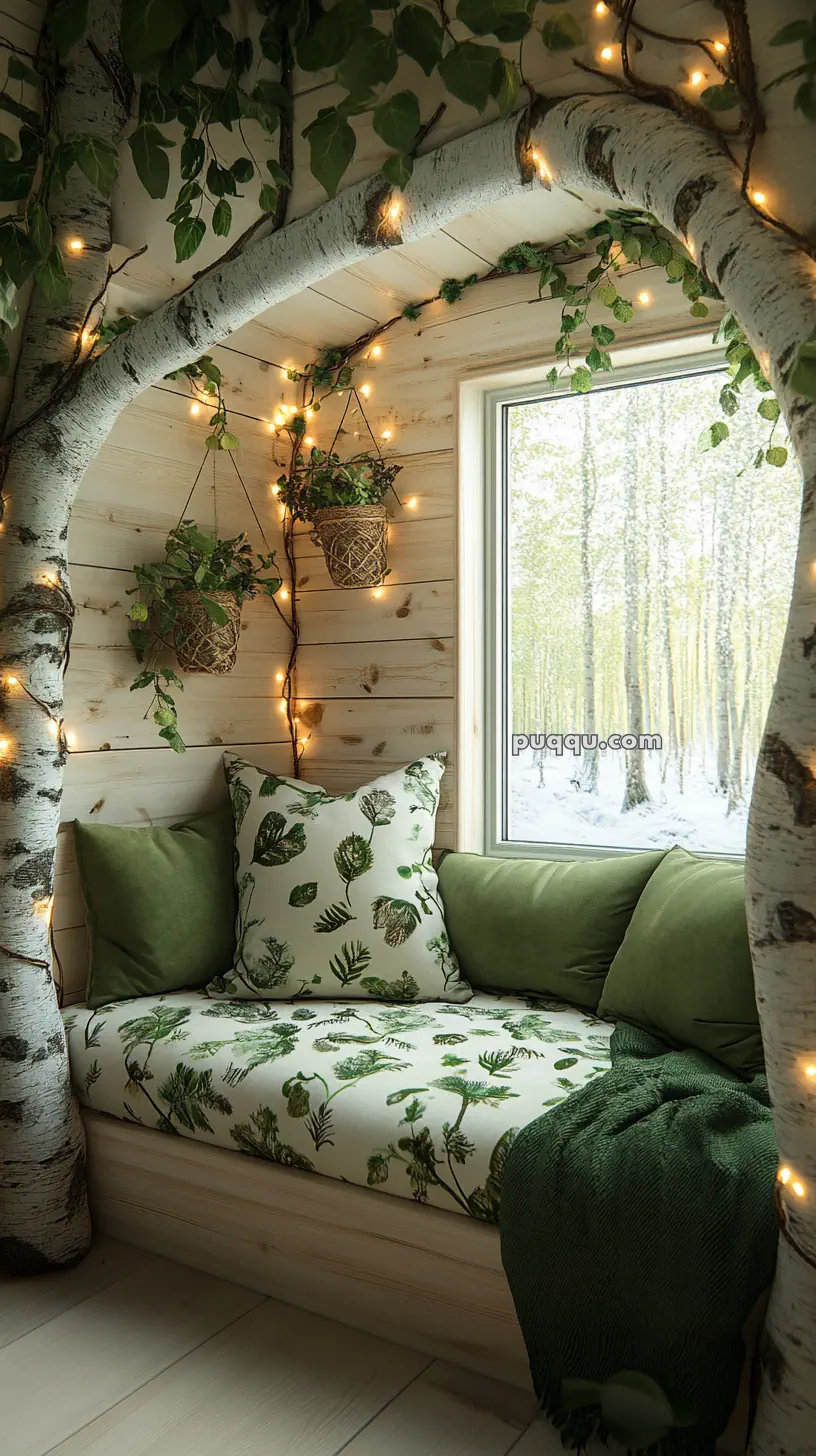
[127,522,282,751]
[278,446,402,589]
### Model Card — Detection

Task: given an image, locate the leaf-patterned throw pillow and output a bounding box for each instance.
[209,753,472,1004]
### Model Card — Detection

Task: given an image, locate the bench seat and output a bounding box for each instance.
[64,989,612,1221]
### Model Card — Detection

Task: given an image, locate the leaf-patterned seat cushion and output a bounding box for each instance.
[64,989,613,1222]
[216,751,472,1003]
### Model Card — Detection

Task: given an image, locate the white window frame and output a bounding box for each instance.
[458,333,736,862]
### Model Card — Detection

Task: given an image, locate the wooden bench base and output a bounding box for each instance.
[82,1109,758,1449]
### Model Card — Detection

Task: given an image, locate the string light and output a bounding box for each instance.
[531,149,552,182]
[778,1167,792,1185]
[279,701,287,713]
[805,1064,816,1079]
[305,408,314,420]
[80,328,95,348]
[270,483,280,495]
[67,238,84,254]
[190,402,201,416]
[66,731,76,749]
[275,671,285,683]
[406,497,418,510]
[792,1180,806,1199]
[360,383,371,398]
[0,738,9,755]
[600,45,615,61]
[6,675,18,687]
[47,718,59,738]
[371,345,382,358]
[637,291,652,306]
[381,429,392,440]
[751,189,767,206]
[594,1,608,12]
[304,436,315,446]
[280,587,289,600]
[689,70,705,87]
[713,40,727,54]
[387,199,401,221]
[372,587,384,598]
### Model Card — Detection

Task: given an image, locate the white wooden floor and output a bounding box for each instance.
[0,1237,572,1456]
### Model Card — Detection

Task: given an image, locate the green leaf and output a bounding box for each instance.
[253,810,307,867]
[665,257,686,280]
[220,431,239,450]
[297,0,371,71]
[612,296,634,323]
[73,134,119,196]
[180,135,205,180]
[174,215,205,262]
[757,397,780,422]
[381,151,414,187]
[546,366,558,387]
[0,223,39,285]
[259,184,278,211]
[8,55,40,87]
[690,299,709,318]
[395,4,443,74]
[570,366,593,394]
[770,20,811,45]
[621,234,641,263]
[128,123,174,200]
[266,159,290,189]
[438,41,500,112]
[128,601,149,622]
[598,284,618,307]
[701,80,739,111]
[766,445,789,467]
[289,882,318,907]
[720,385,739,417]
[212,198,232,236]
[491,56,519,115]
[790,334,816,399]
[33,247,70,309]
[373,91,420,151]
[541,11,583,51]
[699,420,729,451]
[591,323,615,346]
[794,78,816,122]
[121,0,188,73]
[337,26,398,94]
[27,202,51,256]
[457,0,531,41]
[47,0,89,56]
[303,109,356,197]
[231,155,254,183]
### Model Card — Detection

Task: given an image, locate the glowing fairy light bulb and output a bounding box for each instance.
[751,189,767,206]
[279,701,287,713]
[6,675,18,687]
[47,718,59,738]
[600,45,615,61]
[81,328,94,347]
[66,730,76,749]
[270,483,280,495]
[190,402,201,416]
[806,1064,816,1079]
[689,70,705,87]
[381,429,392,440]
[305,407,314,420]
[792,1180,806,1199]
[0,739,9,755]
[275,671,284,683]
[360,383,371,398]
[371,345,382,358]
[280,587,289,600]
[304,436,315,446]
[372,587,384,598]
[638,291,652,306]
[713,40,726,54]
[531,149,551,182]
[67,237,84,254]
[778,1167,792,1185]
[594,1,607,13]
[406,497,418,510]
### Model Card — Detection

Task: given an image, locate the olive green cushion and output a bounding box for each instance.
[598,846,763,1073]
[437,849,667,1010]
[74,808,237,1008]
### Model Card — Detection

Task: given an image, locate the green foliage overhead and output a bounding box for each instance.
[767,13,816,121]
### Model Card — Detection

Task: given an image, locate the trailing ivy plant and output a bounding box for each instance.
[127,521,282,751]
[96,315,239,447]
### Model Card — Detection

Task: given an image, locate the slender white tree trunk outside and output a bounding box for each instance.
[3,81,816,1448]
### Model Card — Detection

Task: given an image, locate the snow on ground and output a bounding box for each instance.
[509,750,748,857]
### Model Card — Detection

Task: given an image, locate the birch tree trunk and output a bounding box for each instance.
[657,394,680,788]
[579,397,599,794]
[0,0,130,1273]
[622,393,650,812]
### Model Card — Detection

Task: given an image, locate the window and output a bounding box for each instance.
[485,353,800,859]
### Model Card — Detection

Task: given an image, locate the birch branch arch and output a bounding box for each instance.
[2,84,816,1455]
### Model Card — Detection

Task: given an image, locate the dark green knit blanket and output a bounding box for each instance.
[499,1023,778,1454]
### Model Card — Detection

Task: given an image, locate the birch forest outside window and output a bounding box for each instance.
[496,363,801,858]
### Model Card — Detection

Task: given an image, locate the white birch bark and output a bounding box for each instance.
[2,77,815,1447]
[622,393,650,811]
[0,0,129,1273]
[579,398,599,794]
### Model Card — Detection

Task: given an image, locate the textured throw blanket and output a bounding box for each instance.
[499,1023,778,1454]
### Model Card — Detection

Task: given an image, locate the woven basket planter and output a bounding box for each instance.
[311,504,388,589]
[173,590,242,675]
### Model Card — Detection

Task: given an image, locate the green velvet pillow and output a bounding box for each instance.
[74,808,237,1008]
[437,849,667,1010]
[597,846,763,1073]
